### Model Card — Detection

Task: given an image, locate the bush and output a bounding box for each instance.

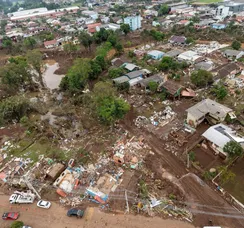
[11,221,24,228]
[0,96,30,124]
[148,81,158,93]
[189,151,195,161]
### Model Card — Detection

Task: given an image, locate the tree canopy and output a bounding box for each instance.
[211,83,227,100]
[10,221,24,228]
[223,141,244,157]
[120,23,131,36]
[158,4,169,16]
[60,58,92,93]
[190,70,213,87]
[231,40,241,50]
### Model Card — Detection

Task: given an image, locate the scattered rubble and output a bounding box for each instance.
[135,106,176,128]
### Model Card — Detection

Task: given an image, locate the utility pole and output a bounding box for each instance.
[125,190,129,214]
[23,175,41,199]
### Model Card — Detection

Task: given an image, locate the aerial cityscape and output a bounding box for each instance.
[0,0,244,227]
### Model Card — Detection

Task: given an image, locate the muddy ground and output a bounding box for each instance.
[120,97,244,228]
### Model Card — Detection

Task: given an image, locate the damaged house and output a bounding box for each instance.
[186,99,236,128]
[211,62,241,79]
[159,80,183,99]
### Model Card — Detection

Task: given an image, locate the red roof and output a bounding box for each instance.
[44,39,57,47]
[87,23,101,33]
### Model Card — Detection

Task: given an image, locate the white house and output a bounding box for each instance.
[82,10,98,20]
[202,123,244,157]
[178,50,203,64]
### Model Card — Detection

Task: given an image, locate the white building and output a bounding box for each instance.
[82,10,98,20]
[202,123,244,157]
[214,5,231,20]
[178,51,202,64]
[8,7,48,17]
[124,15,142,31]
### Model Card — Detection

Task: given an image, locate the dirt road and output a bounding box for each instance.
[0,194,195,228]
[121,110,244,228]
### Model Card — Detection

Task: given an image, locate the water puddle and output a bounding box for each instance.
[43,61,64,90]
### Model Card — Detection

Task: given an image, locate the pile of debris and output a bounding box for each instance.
[135,106,176,128]
[113,135,147,169]
[137,196,193,222]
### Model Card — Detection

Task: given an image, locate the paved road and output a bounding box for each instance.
[0,194,195,228]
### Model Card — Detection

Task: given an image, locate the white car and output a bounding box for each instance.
[37,200,51,209]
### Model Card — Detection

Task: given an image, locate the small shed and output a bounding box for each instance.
[138,74,163,89]
[147,50,164,60]
[123,63,139,72]
[111,58,125,67]
[164,49,183,58]
[112,76,130,85]
[46,163,65,181]
[125,70,144,79]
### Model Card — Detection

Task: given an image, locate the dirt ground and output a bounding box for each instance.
[0,193,196,228]
[120,99,244,228]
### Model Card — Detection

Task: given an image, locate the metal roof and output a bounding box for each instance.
[202,123,244,149]
[112,76,129,84]
[125,70,144,79]
[186,99,233,119]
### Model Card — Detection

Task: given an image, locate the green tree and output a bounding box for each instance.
[2,37,12,52]
[190,70,213,87]
[148,81,158,93]
[158,56,179,71]
[158,4,169,16]
[120,23,131,36]
[97,96,130,124]
[93,81,116,101]
[95,55,107,70]
[89,60,102,80]
[26,49,44,87]
[79,31,93,51]
[115,42,123,54]
[108,68,125,79]
[211,84,227,100]
[231,40,241,50]
[11,221,24,228]
[0,96,30,125]
[150,30,164,41]
[93,28,109,44]
[186,37,194,44]
[60,58,92,93]
[23,37,37,50]
[217,166,236,185]
[107,33,118,46]
[223,141,243,157]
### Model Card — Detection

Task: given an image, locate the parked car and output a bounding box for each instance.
[23,226,32,228]
[2,212,19,220]
[37,200,51,209]
[67,208,84,218]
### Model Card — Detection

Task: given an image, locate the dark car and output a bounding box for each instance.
[67,208,84,218]
[2,212,19,220]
